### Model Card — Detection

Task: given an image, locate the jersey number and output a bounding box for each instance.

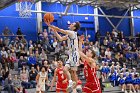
[61,74,64,79]
[72,52,77,63]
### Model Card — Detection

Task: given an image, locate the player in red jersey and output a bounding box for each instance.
[50,58,68,93]
[78,35,101,93]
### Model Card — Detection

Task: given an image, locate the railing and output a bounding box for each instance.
[0,35,28,48]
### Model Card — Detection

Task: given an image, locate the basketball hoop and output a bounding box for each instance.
[16,0,34,17]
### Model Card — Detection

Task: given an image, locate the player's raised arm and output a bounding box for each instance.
[79,35,84,51]
[51,29,68,41]
[45,21,73,36]
[78,35,88,62]
[78,35,96,67]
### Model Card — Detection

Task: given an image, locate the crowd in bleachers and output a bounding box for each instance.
[97,29,140,93]
[0,26,140,93]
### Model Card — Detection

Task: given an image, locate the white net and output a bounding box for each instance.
[16,0,34,17]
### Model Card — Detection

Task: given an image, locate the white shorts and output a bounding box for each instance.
[36,84,45,92]
[65,51,79,70]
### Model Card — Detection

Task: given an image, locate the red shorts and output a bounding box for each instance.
[83,82,101,93]
[56,81,68,92]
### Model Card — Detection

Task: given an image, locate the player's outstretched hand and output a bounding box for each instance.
[50,28,57,33]
[45,20,51,26]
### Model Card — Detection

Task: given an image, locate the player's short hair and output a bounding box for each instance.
[74,22,80,31]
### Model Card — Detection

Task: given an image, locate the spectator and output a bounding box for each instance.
[53,37,57,48]
[16,28,23,40]
[20,69,30,89]
[0,38,4,48]
[35,50,40,62]
[2,66,9,81]
[106,31,110,38]
[36,64,40,73]
[47,65,53,81]
[2,27,13,46]
[1,47,8,58]
[29,40,33,48]
[37,44,42,54]
[119,54,126,67]
[27,54,37,68]
[12,75,23,93]
[92,44,100,57]
[43,29,48,38]
[3,74,13,93]
[103,37,108,47]
[20,44,27,57]
[99,49,105,60]
[0,63,2,82]
[105,48,111,57]
[95,30,100,41]
[18,56,27,72]
[29,66,37,88]
[39,49,47,61]
[112,29,118,38]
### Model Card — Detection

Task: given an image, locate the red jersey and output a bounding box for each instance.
[84,61,98,82]
[56,67,67,83]
[56,67,68,92]
[83,61,101,93]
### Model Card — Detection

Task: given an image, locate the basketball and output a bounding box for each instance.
[44,12,54,23]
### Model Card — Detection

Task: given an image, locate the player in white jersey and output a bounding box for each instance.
[45,21,80,91]
[36,66,48,93]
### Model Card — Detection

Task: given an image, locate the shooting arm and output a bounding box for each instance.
[54,31,68,41]
[49,25,73,36]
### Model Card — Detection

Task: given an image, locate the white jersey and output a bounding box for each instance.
[67,31,78,52]
[38,72,47,85]
[66,30,79,67]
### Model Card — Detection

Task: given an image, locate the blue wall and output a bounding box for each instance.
[133,10,140,36]
[98,7,131,36]
[0,2,134,41]
[0,4,37,41]
[42,2,95,41]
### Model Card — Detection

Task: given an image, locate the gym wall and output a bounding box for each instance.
[98,7,131,36]
[133,10,140,36]
[0,2,139,41]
